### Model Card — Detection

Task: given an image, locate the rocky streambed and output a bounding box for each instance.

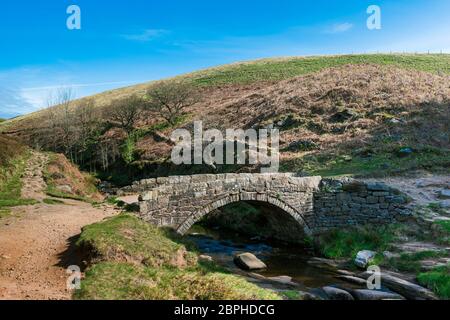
[187,227,438,300]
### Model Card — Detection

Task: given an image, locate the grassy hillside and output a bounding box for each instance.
[1,54,449,131]
[1,54,449,183]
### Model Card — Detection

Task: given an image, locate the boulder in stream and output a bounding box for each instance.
[234,253,267,270]
[322,286,354,300]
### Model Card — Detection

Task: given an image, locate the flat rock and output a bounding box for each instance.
[198,255,213,263]
[395,241,449,254]
[56,185,72,193]
[307,257,340,270]
[322,286,354,300]
[360,272,437,300]
[366,183,390,192]
[267,276,296,286]
[352,289,405,300]
[336,269,355,276]
[416,180,447,188]
[439,200,450,208]
[420,259,450,271]
[234,253,267,271]
[383,251,400,259]
[439,189,450,199]
[336,275,368,286]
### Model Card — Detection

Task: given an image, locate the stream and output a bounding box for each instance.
[186,226,361,295]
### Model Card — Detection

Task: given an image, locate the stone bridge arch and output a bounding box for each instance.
[135,173,411,237]
[175,191,312,236]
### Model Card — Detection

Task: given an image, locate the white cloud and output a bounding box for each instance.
[22,80,140,92]
[0,66,144,118]
[121,29,168,42]
[325,23,354,34]
[0,86,35,118]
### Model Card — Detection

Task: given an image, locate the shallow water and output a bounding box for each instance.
[187,226,356,290]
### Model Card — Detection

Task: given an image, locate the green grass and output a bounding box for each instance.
[189,54,450,86]
[436,221,450,233]
[44,187,88,202]
[281,290,303,300]
[418,265,450,299]
[281,149,450,178]
[432,221,450,245]
[1,54,449,134]
[75,214,281,300]
[74,262,281,300]
[0,152,38,209]
[316,225,402,260]
[77,214,197,268]
[43,198,65,205]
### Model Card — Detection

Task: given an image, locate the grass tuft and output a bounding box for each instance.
[316,225,402,260]
[418,265,450,299]
[43,198,65,205]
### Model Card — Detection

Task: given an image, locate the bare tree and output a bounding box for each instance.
[40,88,77,157]
[145,81,198,125]
[72,98,100,165]
[108,95,144,134]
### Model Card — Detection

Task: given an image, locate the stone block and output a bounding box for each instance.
[366,182,390,192]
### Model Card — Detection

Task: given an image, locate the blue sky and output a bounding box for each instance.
[1,0,449,118]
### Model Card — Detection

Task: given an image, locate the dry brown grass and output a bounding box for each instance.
[0,135,25,167]
[136,64,450,163]
[3,62,449,177]
[44,153,103,201]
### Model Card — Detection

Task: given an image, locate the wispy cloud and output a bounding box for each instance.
[22,80,141,92]
[0,86,35,118]
[324,22,354,34]
[0,66,148,118]
[121,29,168,42]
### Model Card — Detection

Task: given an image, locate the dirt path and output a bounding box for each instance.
[20,151,48,201]
[0,153,116,300]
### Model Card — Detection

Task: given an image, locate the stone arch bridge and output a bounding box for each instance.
[135,173,410,237]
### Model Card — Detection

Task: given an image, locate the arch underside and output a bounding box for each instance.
[176,192,312,236]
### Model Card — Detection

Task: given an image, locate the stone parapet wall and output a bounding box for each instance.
[311,179,411,234]
[135,173,411,236]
